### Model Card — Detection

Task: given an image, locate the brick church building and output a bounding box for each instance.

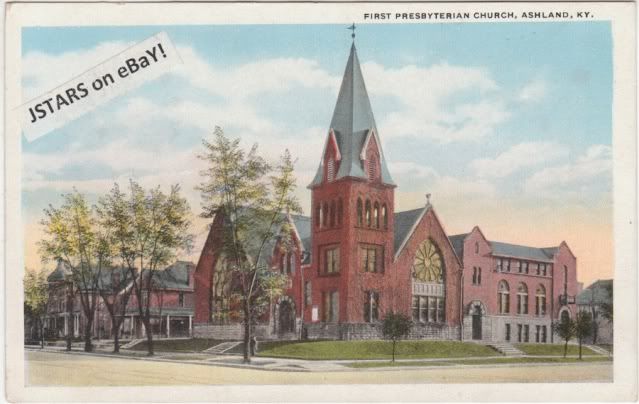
[193,40,579,343]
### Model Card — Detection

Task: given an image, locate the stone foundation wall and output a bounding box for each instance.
[305,322,461,341]
[193,323,298,341]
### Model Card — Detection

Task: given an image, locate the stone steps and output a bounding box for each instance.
[204,341,242,354]
[489,343,525,356]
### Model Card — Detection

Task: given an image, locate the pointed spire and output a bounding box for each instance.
[309,39,395,188]
[329,42,377,138]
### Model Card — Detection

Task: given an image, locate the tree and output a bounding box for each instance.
[382,312,413,362]
[39,191,112,352]
[574,311,593,360]
[552,315,575,358]
[96,266,133,353]
[600,282,613,322]
[24,268,50,348]
[98,181,193,356]
[197,127,301,363]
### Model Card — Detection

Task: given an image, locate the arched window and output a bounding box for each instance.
[368,156,377,181]
[337,199,343,226]
[327,158,335,182]
[560,309,570,323]
[475,242,479,254]
[498,281,510,314]
[517,283,529,314]
[373,202,380,228]
[315,203,321,228]
[322,203,328,228]
[365,200,372,227]
[535,285,546,316]
[382,204,388,229]
[279,254,285,273]
[357,198,363,227]
[329,201,336,227]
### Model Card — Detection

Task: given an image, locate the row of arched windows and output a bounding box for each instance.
[356,198,388,229]
[497,281,547,316]
[315,199,343,229]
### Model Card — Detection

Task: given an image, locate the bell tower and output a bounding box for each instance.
[307,35,396,325]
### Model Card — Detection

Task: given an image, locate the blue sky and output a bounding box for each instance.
[22,22,613,284]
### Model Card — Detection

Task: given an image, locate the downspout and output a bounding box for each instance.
[550,261,554,343]
[459,269,464,341]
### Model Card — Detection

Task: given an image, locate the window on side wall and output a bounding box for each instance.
[323,247,340,274]
[363,291,379,322]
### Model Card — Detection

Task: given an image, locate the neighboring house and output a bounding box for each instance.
[193,39,581,343]
[577,279,613,345]
[43,260,195,340]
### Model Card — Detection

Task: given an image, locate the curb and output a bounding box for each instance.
[26,348,612,373]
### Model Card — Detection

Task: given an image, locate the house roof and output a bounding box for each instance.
[47,261,194,291]
[154,261,194,291]
[489,241,556,262]
[576,279,613,305]
[393,207,427,253]
[310,43,394,187]
[448,233,469,259]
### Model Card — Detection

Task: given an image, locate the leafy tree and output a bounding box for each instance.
[574,311,593,360]
[552,315,575,358]
[39,191,112,352]
[23,268,50,348]
[197,127,301,363]
[600,282,613,322]
[382,312,413,362]
[98,181,193,356]
[95,266,133,353]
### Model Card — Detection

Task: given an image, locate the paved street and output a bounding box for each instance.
[26,350,612,386]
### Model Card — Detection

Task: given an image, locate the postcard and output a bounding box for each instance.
[4,1,637,402]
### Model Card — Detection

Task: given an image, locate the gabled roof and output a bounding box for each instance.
[310,43,394,187]
[448,233,469,259]
[576,279,612,305]
[154,261,194,290]
[393,207,426,253]
[490,241,556,262]
[290,214,312,264]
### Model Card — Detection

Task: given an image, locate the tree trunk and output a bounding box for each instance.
[143,316,154,356]
[83,318,93,352]
[39,318,45,349]
[243,301,251,364]
[392,340,396,363]
[578,338,583,360]
[563,339,568,358]
[112,317,121,353]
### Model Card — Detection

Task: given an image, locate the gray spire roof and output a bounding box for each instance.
[310,43,394,187]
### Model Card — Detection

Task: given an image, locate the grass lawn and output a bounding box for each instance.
[257,340,497,360]
[130,338,226,352]
[515,343,599,356]
[345,356,612,368]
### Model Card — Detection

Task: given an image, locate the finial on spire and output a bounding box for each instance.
[426,193,432,206]
[347,23,356,40]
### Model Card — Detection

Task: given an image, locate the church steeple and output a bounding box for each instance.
[310,41,395,187]
[330,43,378,140]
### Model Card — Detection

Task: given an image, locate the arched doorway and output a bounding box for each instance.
[472,304,482,340]
[278,299,295,335]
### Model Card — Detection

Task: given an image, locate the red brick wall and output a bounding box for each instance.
[393,208,462,326]
[194,213,225,324]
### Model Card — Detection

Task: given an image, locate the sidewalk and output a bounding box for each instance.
[24,345,611,373]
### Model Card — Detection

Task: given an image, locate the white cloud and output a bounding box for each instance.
[361,61,508,143]
[470,142,569,178]
[524,144,612,196]
[518,78,547,103]
[22,41,135,101]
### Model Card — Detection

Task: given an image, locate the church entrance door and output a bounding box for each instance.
[279,300,295,335]
[472,306,482,340]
